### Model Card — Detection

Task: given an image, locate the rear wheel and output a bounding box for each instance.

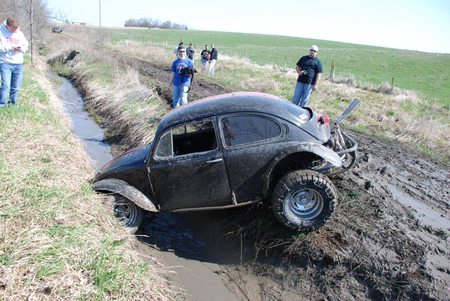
[272,170,338,231]
[109,194,144,234]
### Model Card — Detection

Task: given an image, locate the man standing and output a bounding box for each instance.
[200,44,210,73]
[0,17,28,107]
[186,43,196,63]
[167,46,194,108]
[208,44,218,76]
[292,45,322,107]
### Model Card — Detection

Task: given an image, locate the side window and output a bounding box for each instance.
[221,115,282,147]
[155,119,217,158]
[155,131,173,157]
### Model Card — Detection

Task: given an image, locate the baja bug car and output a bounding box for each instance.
[93,92,359,232]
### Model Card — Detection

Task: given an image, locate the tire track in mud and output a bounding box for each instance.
[346,131,449,231]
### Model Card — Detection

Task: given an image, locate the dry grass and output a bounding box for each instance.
[0,58,177,300]
[74,66,164,145]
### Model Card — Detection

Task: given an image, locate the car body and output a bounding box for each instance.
[52,26,63,33]
[93,92,358,232]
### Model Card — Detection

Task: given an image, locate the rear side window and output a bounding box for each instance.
[155,119,217,157]
[221,115,282,147]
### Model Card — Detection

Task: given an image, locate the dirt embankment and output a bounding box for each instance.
[106,50,231,103]
[53,46,449,300]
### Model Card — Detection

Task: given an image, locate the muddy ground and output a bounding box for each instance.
[58,46,449,300]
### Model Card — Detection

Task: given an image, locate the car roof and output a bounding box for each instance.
[156,92,310,134]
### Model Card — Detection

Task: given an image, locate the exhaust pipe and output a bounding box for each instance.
[335,98,360,124]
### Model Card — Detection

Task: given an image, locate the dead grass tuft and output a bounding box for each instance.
[68,52,167,146]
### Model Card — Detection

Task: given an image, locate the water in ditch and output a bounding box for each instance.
[47,72,112,170]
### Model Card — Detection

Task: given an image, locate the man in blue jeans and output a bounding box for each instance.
[0,17,28,107]
[292,45,323,107]
[168,45,194,108]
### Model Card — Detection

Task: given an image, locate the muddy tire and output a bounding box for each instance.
[109,194,144,234]
[272,170,338,231]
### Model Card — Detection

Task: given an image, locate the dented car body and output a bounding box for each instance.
[94,92,358,232]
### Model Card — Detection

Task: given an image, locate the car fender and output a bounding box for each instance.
[93,178,158,212]
[261,142,342,197]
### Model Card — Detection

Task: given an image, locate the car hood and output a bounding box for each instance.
[94,144,152,181]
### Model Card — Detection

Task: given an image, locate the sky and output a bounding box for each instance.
[45,0,450,54]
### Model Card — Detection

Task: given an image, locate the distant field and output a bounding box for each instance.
[100,27,449,106]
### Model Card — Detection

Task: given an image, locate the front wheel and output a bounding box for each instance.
[108,194,144,234]
[271,170,338,231]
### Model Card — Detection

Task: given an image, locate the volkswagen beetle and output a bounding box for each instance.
[93,92,358,232]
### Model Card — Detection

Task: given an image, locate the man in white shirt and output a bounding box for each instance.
[0,17,29,107]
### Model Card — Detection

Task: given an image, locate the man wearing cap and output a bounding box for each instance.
[167,45,194,108]
[0,17,28,107]
[292,45,323,107]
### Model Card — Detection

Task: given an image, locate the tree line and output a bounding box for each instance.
[0,0,50,37]
[124,17,188,30]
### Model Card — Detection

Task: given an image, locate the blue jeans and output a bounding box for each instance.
[292,81,312,107]
[172,84,189,108]
[0,63,24,107]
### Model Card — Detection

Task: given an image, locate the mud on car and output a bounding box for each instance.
[93,92,359,233]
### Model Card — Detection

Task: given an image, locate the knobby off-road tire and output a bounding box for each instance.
[108,194,144,234]
[272,170,338,231]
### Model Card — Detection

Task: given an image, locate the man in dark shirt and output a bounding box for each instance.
[208,44,218,76]
[186,43,196,62]
[292,45,323,107]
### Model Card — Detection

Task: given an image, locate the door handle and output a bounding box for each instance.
[206,158,223,164]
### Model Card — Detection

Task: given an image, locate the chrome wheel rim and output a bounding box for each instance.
[284,188,324,222]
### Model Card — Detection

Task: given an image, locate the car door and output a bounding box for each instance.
[148,118,232,211]
[219,113,285,202]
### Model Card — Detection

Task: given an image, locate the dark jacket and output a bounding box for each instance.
[210,48,218,60]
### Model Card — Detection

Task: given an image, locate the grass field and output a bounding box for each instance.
[101,27,450,106]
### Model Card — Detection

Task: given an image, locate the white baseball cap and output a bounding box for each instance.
[310,45,319,52]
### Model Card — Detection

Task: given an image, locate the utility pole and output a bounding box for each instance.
[99,0,102,44]
[30,0,34,65]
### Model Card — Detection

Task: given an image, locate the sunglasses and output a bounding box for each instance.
[178,50,186,53]
[310,49,317,52]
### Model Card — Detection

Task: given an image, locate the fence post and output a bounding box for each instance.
[390,76,395,93]
[284,56,287,69]
[329,60,335,81]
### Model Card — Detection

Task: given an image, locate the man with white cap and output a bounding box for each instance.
[292,45,323,107]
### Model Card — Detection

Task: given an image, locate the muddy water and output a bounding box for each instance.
[48,72,239,301]
[47,72,112,170]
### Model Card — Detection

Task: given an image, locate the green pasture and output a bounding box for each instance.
[101,27,449,106]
